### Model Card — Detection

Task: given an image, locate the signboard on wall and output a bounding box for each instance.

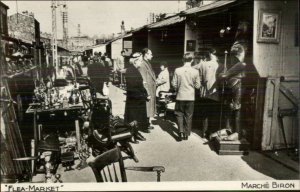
[186,40,196,52]
[123,40,132,55]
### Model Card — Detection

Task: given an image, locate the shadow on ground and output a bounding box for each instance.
[241,151,300,180]
[152,116,181,142]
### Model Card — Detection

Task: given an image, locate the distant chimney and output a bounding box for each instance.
[78,24,81,37]
[121,21,125,35]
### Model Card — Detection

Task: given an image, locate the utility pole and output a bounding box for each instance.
[51,0,58,74]
[61,1,68,49]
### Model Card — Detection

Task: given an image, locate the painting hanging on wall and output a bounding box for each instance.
[186,40,196,52]
[257,9,281,43]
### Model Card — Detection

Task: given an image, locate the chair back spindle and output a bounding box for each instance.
[88,146,127,182]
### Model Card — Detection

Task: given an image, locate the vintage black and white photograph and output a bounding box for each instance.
[0,0,299,191]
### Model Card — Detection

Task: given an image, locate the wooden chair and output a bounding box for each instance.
[88,146,165,182]
[157,91,176,120]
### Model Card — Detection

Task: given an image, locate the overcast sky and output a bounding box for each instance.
[3,1,186,38]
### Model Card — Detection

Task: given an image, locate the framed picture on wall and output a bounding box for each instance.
[186,40,196,52]
[257,9,281,43]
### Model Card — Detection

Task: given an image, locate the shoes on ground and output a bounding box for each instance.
[140,129,150,133]
[179,132,185,141]
[184,135,188,140]
[130,138,139,144]
[148,126,154,130]
[136,133,146,141]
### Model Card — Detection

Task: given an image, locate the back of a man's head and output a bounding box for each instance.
[182,53,194,63]
[142,48,150,56]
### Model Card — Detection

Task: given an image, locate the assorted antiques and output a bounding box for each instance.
[25,77,139,182]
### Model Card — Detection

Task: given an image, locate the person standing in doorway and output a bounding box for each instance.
[172,53,200,141]
[139,48,156,131]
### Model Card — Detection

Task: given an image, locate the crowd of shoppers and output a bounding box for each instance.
[84,43,246,143]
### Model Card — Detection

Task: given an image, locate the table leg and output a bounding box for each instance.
[75,120,81,152]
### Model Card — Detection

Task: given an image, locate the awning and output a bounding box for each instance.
[106,33,133,44]
[180,0,242,16]
[148,15,185,29]
[131,25,148,33]
[123,33,132,38]
[58,46,70,53]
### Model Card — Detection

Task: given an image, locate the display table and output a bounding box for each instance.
[25,84,88,155]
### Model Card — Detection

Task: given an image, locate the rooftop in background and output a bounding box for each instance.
[2,1,187,37]
[0,1,9,9]
[148,14,185,29]
[180,0,240,16]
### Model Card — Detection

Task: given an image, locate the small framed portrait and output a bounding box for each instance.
[257,9,281,43]
[186,40,196,52]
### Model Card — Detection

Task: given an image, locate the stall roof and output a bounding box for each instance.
[2,36,33,47]
[0,1,9,9]
[148,15,185,29]
[58,46,70,53]
[86,43,106,50]
[106,33,132,45]
[180,0,241,16]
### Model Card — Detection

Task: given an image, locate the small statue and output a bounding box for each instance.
[216,21,251,141]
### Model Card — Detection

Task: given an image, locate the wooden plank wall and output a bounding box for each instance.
[0,36,31,182]
[253,0,299,150]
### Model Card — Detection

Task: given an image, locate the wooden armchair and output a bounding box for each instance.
[88,146,165,182]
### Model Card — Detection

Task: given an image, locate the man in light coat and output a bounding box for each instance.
[139,48,156,130]
[172,53,200,141]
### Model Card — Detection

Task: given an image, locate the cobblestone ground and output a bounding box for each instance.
[33,84,299,182]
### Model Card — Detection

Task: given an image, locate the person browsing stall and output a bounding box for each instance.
[193,48,220,138]
[172,53,200,141]
[124,52,149,143]
[139,48,156,131]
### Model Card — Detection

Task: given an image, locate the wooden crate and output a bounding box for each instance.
[214,136,250,155]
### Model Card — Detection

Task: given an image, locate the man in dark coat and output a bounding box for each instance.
[87,57,107,96]
[124,52,148,143]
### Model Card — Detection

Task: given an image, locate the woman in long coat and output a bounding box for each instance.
[124,53,148,142]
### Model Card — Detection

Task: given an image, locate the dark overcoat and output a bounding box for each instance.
[124,65,148,126]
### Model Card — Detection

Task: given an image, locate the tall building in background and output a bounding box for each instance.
[8,11,40,45]
[0,1,9,37]
[68,36,95,52]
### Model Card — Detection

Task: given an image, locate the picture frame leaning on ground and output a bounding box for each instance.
[257,9,282,43]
